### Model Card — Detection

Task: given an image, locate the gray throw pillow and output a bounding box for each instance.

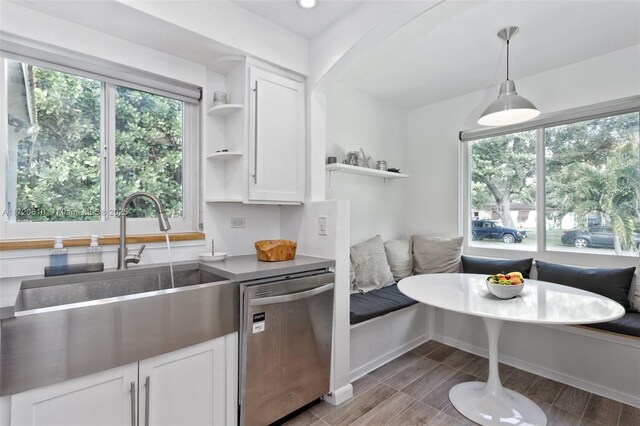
[634,259,640,313]
[461,255,533,278]
[350,235,395,293]
[536,260,635,312]
[384,238,413,281]
[412,235,463,274]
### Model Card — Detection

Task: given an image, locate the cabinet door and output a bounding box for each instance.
[10,363,138,426]
[249,67,305,203]
[138,334,237,426]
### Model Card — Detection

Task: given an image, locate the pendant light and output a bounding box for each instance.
[478,26,540,127]
[297,0,318,9]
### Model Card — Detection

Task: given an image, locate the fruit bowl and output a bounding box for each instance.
[486,280,524,299]
[486,272,525,299]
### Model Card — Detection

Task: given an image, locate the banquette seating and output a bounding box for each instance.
[349,235,640,337]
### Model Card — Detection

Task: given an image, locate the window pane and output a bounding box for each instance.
[470,130,537,249]
[115,87,183,218]
[545,113,640,256]
[6,60,101,222]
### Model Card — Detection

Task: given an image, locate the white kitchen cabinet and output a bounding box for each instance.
[139,335,237,426]
[205,57,305,205]
[10,363,138,426]
[9,334,238,426]
[248,66,305,203]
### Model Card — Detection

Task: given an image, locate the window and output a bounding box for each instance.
[7,62,102,223]
[470,130,537,249]
[2,56,199,238]
[465,104,640,258]
[115,87,184,218]
[545,113,639,256]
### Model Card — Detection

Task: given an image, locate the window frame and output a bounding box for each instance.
[0,53,201,240]
[461,97,640,267]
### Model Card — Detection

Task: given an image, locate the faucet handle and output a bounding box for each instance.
[137,245,146,257]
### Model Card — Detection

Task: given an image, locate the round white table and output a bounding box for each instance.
[398,273,625,426]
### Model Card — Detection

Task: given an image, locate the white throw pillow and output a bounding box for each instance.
[412,235,463,275]
[384,238,413,281]
[350,235,395,293]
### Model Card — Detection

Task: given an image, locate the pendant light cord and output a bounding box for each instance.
[507,40,509,80]
[506,39,510,81]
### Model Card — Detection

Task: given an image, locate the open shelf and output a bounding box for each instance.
[325,163,409,179]
[209,56,245,74]
[205,198,243,203]
[207,104,243,117]
[207,151,242,160]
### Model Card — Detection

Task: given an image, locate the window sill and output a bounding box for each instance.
[0,232,205,251]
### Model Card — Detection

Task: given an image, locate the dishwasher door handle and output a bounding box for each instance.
[250,283,334,306]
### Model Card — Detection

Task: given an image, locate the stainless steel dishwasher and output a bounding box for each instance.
[239,271,334,426]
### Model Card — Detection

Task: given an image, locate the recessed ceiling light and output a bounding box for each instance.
[297,0,318,9]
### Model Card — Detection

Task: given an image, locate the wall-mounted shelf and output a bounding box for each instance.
[209,56,245,74]
[207,151,242,160]
[325,163,409,179]
[207,104,244,117]
[205,198,243,203]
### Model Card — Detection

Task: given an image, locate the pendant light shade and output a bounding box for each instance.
[478,27,540,127]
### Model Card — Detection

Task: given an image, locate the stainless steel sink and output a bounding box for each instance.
[15,264,224,314]
[1,262,239,396]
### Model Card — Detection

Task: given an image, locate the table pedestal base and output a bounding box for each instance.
[448,317,547,425]
[449,382,547,426]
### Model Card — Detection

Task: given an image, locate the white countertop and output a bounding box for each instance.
[398,273,625,325]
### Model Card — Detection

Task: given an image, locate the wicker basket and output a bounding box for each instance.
[255,240,297,262]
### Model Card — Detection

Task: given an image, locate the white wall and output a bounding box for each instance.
[406,45,640,253]
[116,0,308,76]
[0,2,206,86]
[325,82,408,244]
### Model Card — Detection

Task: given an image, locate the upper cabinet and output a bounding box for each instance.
[205,58,305,205]
[249,67,305,203]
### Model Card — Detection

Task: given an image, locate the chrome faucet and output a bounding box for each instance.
[118,192,171,270]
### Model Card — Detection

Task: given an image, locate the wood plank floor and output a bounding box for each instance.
[282,340,640,426]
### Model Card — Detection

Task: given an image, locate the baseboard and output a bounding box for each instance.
[349,333,430,382]
[324,383,353,406]
[433,333,640,408]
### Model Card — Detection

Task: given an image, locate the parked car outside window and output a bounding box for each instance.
[561,226,640,248]
[472,220,524,244]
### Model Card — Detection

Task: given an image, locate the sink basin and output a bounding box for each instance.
[15,263,224,314]
[2,262,239,396]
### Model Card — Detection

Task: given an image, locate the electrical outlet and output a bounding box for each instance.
[230,217,246,228]
[318,215,328,236]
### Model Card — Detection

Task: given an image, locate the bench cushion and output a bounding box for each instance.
[461,255,533,278]
[350,284,418,325]
[536,261,636,311]
[585,312,640,337]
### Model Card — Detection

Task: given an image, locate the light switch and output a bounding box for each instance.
[318,215,328,236]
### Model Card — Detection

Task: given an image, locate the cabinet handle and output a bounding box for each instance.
[130,381,136,426]
[253,81,259,184]
[144,376,151,426]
